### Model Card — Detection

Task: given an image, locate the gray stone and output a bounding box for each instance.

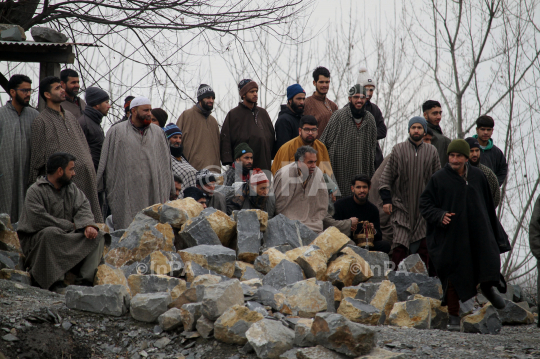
[121,262,143,277]
[273,244,293,253]
[337,297,381,325]
[180,216,221,247]
[311,312,377,357]
[246,301,268,316]
[235,264,264,281]
[158,308,183,331]
[236,210,263,263]
[246,319,295,359]
[280,279,335,317]
[241,281,262,297]
[196,316,214,338]
[0,252,15,270]
[160,251,184,277]
[180,303,202,331]
[263,214,303,249]
[0,250,24,270]
[179,245,236,278]
[214,304,264,345]
[61,321,72,331]
[397,254,428,275]
[31,27,69,43]
[199,279,244,320]
[262,260,303,290]
[496,284,514,302]
[184,261,224,282]
[296,221,318,246]
[461,304,502,335]
[127,274,186,301]
[159,203,189,229]
[65,284,130,317]
[293,318,315,347]
[296,345,350,359]
[512,284,523,302]
[0,24,26,40]
[1,27,22,41]
[241,342,255,354]
[2,333,19,342]
[279,348,301,359]
[130,292,172,323]
[387,271,443,301]
[497,300,535,325]
[345,246,390,282]
[253,285,285,311]
[153,337,171,349]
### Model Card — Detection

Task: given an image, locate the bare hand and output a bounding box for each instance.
[350,217,358,227]
[383,204,392,215]
[330,193,336,203]
[369,223,375,230]
[442,213,455,225]
[85,226,98,239]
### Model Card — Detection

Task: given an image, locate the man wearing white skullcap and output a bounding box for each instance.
[97,96,176,230]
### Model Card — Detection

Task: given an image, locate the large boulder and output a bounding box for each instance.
[136,250,183,277]
[245,209,269,232]
[158,308,183,331]
[178,245,236,278]
[263,214,303,249]
[325,254,372,288]
[159,198,203,228]
[461,303,502,334]
[387,296,431,329]
[196,316,214,338]
[0,269,30,285]
[179,215,222,247]
[180,303,202,331]
[409,294,449,329]
[214,304,264,345]
[201,208,236,247]
[127,274,186,300]
[199,279,245,320]
[130,292,172,323]
[387,271,443,301]
[342,280,397,324]
[294,245,327,280]
[295,346,350,359]
[246,319,295,359]
[293,318,316,347]
[65,284,130,316]
[345,246,390,282]
[496,300,535,325]
[0,250,23,270]
[311,227,350,260]
[236,210,263,263]
[183,261,227,282]
[337,297,381,325]
[253,285,287,311]
[234,261,264,281]
[31,27,68,43]
[93,264,130,294]
[262,259,304,290]
[254,248,290,274]
[398,254,428,275]
[280,278,335,317]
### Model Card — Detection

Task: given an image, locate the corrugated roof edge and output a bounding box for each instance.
[0,40,100,47]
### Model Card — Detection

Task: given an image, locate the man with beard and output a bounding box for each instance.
[30,76,102,223]
[163,123,197,195]
[333,174,391,254]
[60,69,86,118]
[304,67,338,138]
[420,139,507,330]
[220,79,275,170]
[274,84,306,151]
[176,84,220,171]
[423,127,434,145]
[0,74,39,223]
[319,85,377,198]
[183,187,208,208]
[423,100,451,167]
[77,87,111,172]
[97,96,175,230]
[379,117,440,272]
[195,169,227,213]
[465,137,501,207]
[223,143,254,186]
[473,115,508,186]
[226,169,275,216]
[17,153,107,293]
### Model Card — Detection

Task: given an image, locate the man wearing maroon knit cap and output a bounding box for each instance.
[226,168,275,216]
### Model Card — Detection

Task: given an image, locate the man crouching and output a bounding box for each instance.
[17,152,106,294]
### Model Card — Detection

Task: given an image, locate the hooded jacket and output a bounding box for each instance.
[472,135,508,186]
[274,104,302,152]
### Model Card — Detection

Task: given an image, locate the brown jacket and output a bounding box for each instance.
[303,92,338,139]
[61,96,86,119]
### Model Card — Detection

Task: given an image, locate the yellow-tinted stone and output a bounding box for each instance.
[295,247,328,280]
[205,210,236,247]
[340,247,373,281]
[128,274,186,300]
[370,280,398,324]
[387,297,431,329]
[255,248,290,274]
[285,246,312,263]
[94,264,130,294]
[334,286,342,302]
[337,297,381,326]
[246,209,268,232]
[169,197,204,218]
[214,304,264,344]
[95,223,110,233]
[178,250,235,278]
[192,274,222,287]
[0,229,21,253]
[311,227,350,260]
[142,203,163,220]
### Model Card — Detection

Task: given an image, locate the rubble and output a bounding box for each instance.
[159,197,203,228]
[409,294,449,330]
[180,302,202,331]
[397,254,428,275]
[262,259,304,290]
[280,278,335,317]
[138,250,183,276]
[0,269,30,285]
[294,245,327,280]
[192,274,223,287]
[236,210,263,263]
[345,246,391,282]
[342,280,397,324]
[254,285,287,311]
[31,26,68,42]
[179,215,222,247]
[387,271,443,301]
[325,254,371,288]
[254,248,290,274]
[178,245,236,278]
[263,214,304,249]
[130,292,172,323]
[234,261,264,281]
[127,274,186,300]
[337,297,381,325]
[0,250,23,270]
[201,208,236,246]
[246,318,295,359]
[497,300,535,325]
[199,279,244,320]
[295,345,350,359]
[196,316,214,338]
[93,263,130,294]
[311,227,350,260]
[461,303,502,334]
[158,307,183,331]
[168,287,198,309]
[246,209,269,232]
[387,296,431,329]
[65,284,130,316]
[214,304,264,345]
[0,215,21,253]
[183,261,224,282]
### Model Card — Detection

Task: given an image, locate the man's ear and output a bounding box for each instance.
[313,80,316,87]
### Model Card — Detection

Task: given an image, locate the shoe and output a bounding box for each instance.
[448,315,460,331]
[480,284,506,309]
[49,281,67,295]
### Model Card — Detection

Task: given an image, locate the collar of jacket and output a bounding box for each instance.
[239,101,258,112]
[4,101,34,116]
[407,138,423,150]
[64,95,80,105]
[45,105,66,117]
[83,106,104,125]
[195,103,212,118]
[427,121,443,135]
[444,162,469,180]
[472,134,494,150]
[311,92,328,102]
[280,104,301,118]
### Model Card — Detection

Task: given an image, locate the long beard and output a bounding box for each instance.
[291,102,304,114]
[170,144,183,158]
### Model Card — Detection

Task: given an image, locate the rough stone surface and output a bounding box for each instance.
[387,271,443,301]
[130,292,172,323]
[398,254,428,275]
[409,294,449,329]
[341,247,374,283]
[65,284,130,316]
[142,203,162,220]
[357,348,408,358]
[199,279,245,320]
[296,221,318,246]
[31,27,68,42]
[0,250,23,270]
[296,345,350,359]
[183,261,222,282]
[0,24,26,40]
[338,297,381,325]
[128,274,186,300]
[93,264,130,294]
[236,210,263,263]
[246,301,268,316]
[254,285,287,311]
[180,303,202,331]
[168,287,197,309]
[0,269,30,285]
[196,316,214,338]
[311,312,377,356]
[254,248,291,274]
[160,198,203,228]
[234,261,264,281]
[201,208,236,247]
[342,280,397,324]
[138,250,184,276]
[241,278,263,297]
[262,259,303,290]
[179,245,236,277]
[246,318,295,359]
[461,303,502,334]
[497,300,535,325]
[263,214,303,249]
[214,304,264,344]
[0,252,15,270]
[387,297,431,329]
[192,274,223,287]
[246,209,268,232]
[325,254,371,288]
[1,27,22,41]
[179,215,222,248]
[345,246,391,282]
[0,225,21,253]
[293,318,315,347]
[158,307,183,331]
[280,278,335,317]
[294,245,327,280]
[311,227,350,260]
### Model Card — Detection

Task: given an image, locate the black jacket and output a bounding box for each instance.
[333,196,382,242]
[78,107,105,172]
[427,122,452,167]
[274,104,302,152]
[363,101,387,169]
[479,143,508,187]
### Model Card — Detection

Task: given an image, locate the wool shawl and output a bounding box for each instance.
[0,102,39,222]
[176,105,221,171]
[477,163,501,208]
[97,120,175,230]
[29,106,103,223]
[271,136,333,177]
[303,92,338,139]
[319,105,377,198]
[378,140,440,249]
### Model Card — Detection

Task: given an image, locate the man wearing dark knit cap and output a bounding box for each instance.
[274,84,306,151]
[421,139,508,331]
[196,169,227,213]
[78,87,111,172]
[176,84,221,171]
[224,143,254,186]
[151,108,168,128]
[220,79,275,170]
[465,137,501,207]
[183,187,208,208]
[163,123,197,194]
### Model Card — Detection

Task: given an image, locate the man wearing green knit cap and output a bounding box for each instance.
[420,138,509,331]
[224,143,254,186]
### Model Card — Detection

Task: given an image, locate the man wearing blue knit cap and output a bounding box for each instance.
[274,84,306,151]
[378,115,441,274]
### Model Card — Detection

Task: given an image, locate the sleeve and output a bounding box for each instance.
[220,113,233,165]
[274,117,290,152]
[419,177,447,226]
[332,201,345,221]
[378,147,398,201]
[529,195,540,259]
[431,148,441,174]
[18,186,74,233]
[318,112,338,150]
[272,169,288,215]
[72,187,97,230]
[28,118,47,185]
[495,149,508,186]
[373,105,387,140]
[323,215,351,236]
[266,195,276,219]
[96,127,113,193]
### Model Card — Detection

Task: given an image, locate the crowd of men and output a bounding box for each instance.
[2,65,535,330]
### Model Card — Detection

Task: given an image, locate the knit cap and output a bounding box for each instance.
[356,67,376,88]
[408,116,427,134]
[234,142,254,160]
[464,137,480,150]
[238,79,258,98]
[447,139,470,158]
[85,87,109,107]
[348,84,367,97]
[250,169,269,186]
[151,108,168,128]
[163,123,182,138]
[287,84,305,101]
[183,187,207,201]
[197,84,215,102]
[196,169,216,186]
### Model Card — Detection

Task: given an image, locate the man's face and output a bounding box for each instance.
[423,133,433,144]
[244,88,258,104]
[424,107,442,126]
[364,85,375,100]
[174,182,182,198]
[256,182,270,197]
[46,82,66,104]
[448,153,468,172]
[170,134,182,147]
[299,152,317,176]
[133,104,152,125]
[199,182,216,196]
[314,75,330,95]
[58,161,76,186]
[469,147,481,165]
[351,180,369,204]
[237,153,253,170]
[289,93,306,114]
[197,198,207,208]
[95,100,111,116]
[409,123,425,142]
[150,113,159,126]
[10,82,32,107]
[61,76,80,98]
[476,126,493,142]
[299,124,317,144]
[349,94,367,109]
[201,97,214,111]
